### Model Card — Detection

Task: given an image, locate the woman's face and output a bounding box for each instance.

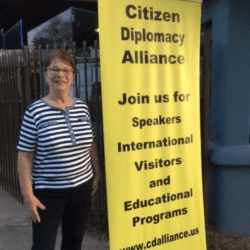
[44,58,75,94]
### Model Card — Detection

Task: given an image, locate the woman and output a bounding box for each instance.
[17,50,100,250]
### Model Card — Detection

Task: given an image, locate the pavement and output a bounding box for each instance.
[0,187,109,250]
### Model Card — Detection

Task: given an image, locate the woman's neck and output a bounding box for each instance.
[44,91,74,111]
[47,91,72,104]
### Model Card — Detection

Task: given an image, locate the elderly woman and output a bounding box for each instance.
[17,50,100,250]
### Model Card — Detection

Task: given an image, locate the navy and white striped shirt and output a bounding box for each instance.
[17,98,96,189]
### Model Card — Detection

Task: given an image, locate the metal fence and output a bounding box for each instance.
[200,37,211,227]
[0,41,107,231]
[0,38,211,231]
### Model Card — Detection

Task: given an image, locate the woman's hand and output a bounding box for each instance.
[18,151,46,223]
[24,194,46,223]
[90,140,101,196]
[91,175,100,196]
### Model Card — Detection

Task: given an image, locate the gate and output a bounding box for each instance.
[0,38,211,231]
[0,41,107,231]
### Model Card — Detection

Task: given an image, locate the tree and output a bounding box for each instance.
[32,16,72,49]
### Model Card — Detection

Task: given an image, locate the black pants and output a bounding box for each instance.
[32,178,93,250]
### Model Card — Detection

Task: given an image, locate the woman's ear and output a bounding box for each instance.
[70,71,75,81]
[70,74,75,86]
[44,71,48,80]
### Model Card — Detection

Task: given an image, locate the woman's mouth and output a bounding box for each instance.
[55,80,66,84]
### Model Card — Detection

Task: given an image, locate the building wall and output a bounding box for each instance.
[226,0,250,145]
[202,0,250,146]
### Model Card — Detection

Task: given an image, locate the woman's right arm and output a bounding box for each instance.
[17,151,46,223]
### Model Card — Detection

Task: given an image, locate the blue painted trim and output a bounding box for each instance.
[18,20,23,46]
[210,141,250,166]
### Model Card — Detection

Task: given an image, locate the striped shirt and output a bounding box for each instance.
[17,98,96,189]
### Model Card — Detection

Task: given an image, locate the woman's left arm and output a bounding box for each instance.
[90,139,100,196]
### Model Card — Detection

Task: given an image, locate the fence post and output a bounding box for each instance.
[0,55,3,188]
[72,42,77,98]
[26,47,31,106]
[38,45,44,98]
[32,47,38,100]
[1,54,8,191]
[83,41,88,104]
[12,50,21,201]
[201,37,211,228]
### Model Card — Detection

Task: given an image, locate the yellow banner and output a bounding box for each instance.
[98,0,206,249]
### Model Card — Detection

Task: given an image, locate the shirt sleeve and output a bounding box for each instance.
[87,106,96,139]
[16,107,38,152]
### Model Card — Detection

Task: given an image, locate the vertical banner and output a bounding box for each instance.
[98,0,206,249]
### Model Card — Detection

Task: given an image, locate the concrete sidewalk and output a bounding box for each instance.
[0,187,109,250]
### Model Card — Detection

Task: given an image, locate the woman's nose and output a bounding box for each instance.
[57,69,65,76]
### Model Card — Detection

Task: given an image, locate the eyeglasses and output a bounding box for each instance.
[48,68,73,75]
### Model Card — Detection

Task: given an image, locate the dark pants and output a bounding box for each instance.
[32,178,93,250]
